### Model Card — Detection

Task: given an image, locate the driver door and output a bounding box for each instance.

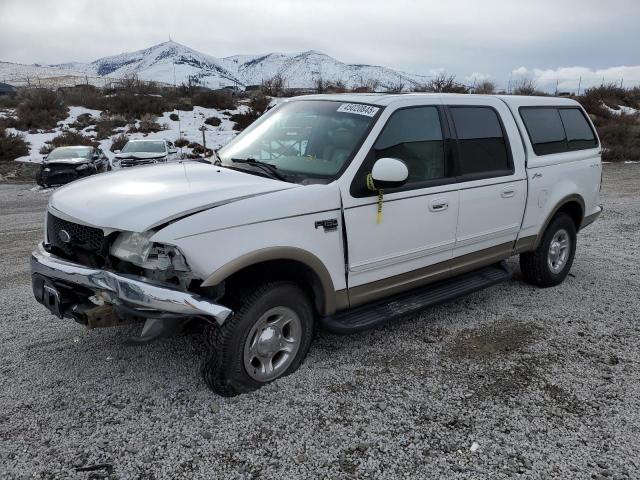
[342,105,459,306]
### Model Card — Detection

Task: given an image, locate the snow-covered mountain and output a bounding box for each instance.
[47,41,429,90]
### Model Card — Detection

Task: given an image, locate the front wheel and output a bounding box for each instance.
[202,281,314,396]
[520,212,577,287]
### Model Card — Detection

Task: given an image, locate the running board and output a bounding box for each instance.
[321,262,512,334]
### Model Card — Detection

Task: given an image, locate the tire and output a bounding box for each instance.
[520,212,577,288]
[202,281,314,396]
[35,169,46,188]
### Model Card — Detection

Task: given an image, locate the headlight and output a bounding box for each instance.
[110,231,190,271]
[110,231,155,265]
[76,163,90,171]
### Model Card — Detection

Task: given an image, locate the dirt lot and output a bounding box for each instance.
[0,164,639,479]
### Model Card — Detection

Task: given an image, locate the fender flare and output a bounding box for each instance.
[201,247,345,315]
[533,193,585,249]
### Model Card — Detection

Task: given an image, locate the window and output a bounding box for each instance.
[450,107,511,176]
[519,108,566,155]
[373,106,448,183]
[520,107,598,155]
[559,108,597,151]
[219,100,377,180]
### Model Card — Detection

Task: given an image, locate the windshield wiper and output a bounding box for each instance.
[230,158,289,181]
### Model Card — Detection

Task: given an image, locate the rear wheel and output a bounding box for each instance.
[202,281,314,396]
[520,213,577,287]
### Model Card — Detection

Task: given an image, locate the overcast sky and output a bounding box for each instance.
[1,0,639,91]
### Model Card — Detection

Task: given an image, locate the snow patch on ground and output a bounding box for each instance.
[8,105,245,163]
[604,104,639,115]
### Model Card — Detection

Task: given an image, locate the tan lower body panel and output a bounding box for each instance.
[513,235,537,254]
[347,242,514,308]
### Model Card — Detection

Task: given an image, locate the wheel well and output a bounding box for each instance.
[222,260,326,315]
[556,200,583,230]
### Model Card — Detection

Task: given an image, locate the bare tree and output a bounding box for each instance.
[263,74,285,96]
[386,79,405,93]
[426,73,469,93]
[473,80,496,94]
[512,78,538,96]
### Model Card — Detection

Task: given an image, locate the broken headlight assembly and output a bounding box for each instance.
[110,231,190,272]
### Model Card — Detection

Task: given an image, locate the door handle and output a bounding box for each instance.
[429,198,449,212]
[501,187,516,198]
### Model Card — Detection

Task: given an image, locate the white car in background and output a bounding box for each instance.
[110,139,179,169]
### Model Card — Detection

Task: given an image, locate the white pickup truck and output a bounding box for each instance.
[31,93,602,396]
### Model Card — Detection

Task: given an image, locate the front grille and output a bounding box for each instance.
[42,169,79,185]
[46,213,110,267]
[120,158,156,168]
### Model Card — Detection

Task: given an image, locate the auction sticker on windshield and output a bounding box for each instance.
[337,103,380,117]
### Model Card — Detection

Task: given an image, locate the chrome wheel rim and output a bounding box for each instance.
[243,306,302,382]
[547,228,570,274]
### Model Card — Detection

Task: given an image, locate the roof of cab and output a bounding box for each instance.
[288,92,580,108]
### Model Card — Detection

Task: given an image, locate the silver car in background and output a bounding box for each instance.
[110,139,179,169]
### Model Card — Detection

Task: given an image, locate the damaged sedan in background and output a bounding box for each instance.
[36,146,109,187]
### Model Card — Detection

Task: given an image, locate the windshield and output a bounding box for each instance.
[121,141,166,153]
[47,147,93,159]
[218,100,380,180]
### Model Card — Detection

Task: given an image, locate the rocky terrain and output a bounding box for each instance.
[0,163,638,479]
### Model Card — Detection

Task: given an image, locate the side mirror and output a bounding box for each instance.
[113,149,121,154]
[370,158,408,189]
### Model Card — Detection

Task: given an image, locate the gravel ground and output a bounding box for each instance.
[1,164,639,479]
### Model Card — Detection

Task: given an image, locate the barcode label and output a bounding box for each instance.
[336,103,380,117]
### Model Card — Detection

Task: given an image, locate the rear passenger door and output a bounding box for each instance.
[447,102,527,262]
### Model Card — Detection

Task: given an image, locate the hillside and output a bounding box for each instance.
[0,61,112,88]
[45,40,429,90]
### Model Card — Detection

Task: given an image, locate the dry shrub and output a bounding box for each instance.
[191,143,213,157]
[425,73,469,93]
[128,114,165,134]
[104,93,167,118]
[109,134,128,152]
[474,81,496,94]
[60,85,105,110]
[249,93,270,115]
[174,137,189,148]
[68,113,95,130]
[0,127,30,162]
[263,74,285,97]
[511,78,546,96]
[594,114,640,162]
[15,88,68,130]
[93,115,128,140]
[40,131,98,155]
[174,99,194,111]
[204,116,221,127]
[192,90,236,110]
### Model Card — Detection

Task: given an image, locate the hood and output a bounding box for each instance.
[45,157,90,165]
[49,162,297,232]
[115,152,167,160]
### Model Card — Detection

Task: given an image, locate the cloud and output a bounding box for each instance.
[512,67,529,76]
[511,65,640,92]
[0,0,639,89]
[465,72,492,84]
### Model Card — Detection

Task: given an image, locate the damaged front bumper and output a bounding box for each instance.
[30,242,232,326]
